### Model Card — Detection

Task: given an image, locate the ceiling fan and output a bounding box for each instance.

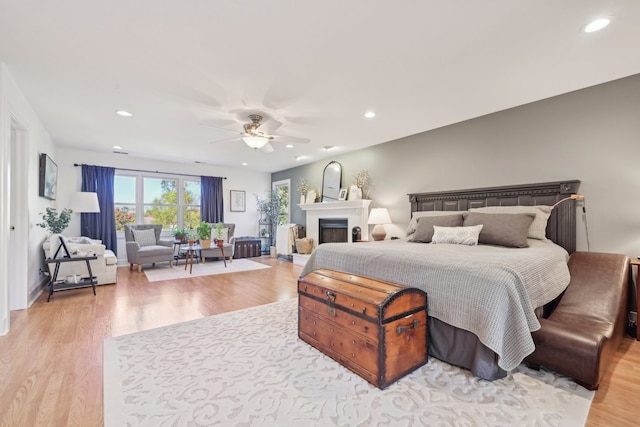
[203,113,310,152]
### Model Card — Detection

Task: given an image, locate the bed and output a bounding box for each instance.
[299,180,581,380]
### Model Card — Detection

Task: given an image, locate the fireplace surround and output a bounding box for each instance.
[298,200,372,251]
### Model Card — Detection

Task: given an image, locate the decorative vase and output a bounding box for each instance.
[348,185,362,200]
[300,194,306,204]
[306,190,316,204]
[216,239,224,248]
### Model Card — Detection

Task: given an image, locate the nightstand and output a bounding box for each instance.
[631,258,640,340]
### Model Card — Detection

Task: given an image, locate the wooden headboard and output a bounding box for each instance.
[408,180,581,254]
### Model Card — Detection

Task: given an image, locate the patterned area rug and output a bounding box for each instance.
[143,258,270,282]
[104,299,593,427]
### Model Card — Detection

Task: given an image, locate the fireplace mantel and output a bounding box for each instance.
[298,200,372,248]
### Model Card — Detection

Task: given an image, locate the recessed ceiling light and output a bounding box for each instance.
[115,110,133,117]
[113,145,122,150]
[364,111,376,119]
[582,17,611,33]
[285,144,294,148]
[241,162,248,166]
[295,155,304,161]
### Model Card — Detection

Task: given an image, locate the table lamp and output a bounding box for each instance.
[69,191,100,237]
[368,208,392,241]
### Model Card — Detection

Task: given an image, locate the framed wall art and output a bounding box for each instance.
[230,190,246,212]
[39,153,58,200]
[338,188,348,201]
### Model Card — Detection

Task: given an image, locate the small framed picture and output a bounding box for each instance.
[338,188,348,201]
[230,190,246,212]
[39,153,58,200]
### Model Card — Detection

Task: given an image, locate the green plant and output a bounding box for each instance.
[213,222,225,240]
[36,207,73,234]
[197,222,212,240]
[173,228,188,242]
[255,191,287,227]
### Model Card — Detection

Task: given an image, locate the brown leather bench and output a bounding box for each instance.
[525,251,629,390]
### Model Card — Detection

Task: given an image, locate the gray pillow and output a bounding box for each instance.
[132,228,157,247]
[469,205,551,241]
[462,212,535,248]
[408,214,464,243]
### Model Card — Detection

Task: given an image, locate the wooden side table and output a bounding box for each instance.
[630,258,640,340]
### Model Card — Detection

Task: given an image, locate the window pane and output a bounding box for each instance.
[115,204,136,231]
[144,205,177,229]
[115,175,136,203]
[184,180,201,205]
[183,206,201,230]
[144,178,178,204]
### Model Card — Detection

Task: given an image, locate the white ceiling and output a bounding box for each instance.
[1,1,639,173]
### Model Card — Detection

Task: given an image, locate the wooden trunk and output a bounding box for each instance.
[234,239,262,258]
[298,269,428,389]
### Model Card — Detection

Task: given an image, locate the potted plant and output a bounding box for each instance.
[173,228,188,243]
[36,207,73,235]
[213,222,225,247]
[255,190,287,255]
[197,222,212,249]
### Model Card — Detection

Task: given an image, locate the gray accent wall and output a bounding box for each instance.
[273,73,640,258]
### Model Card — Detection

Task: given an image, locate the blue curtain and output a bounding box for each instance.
[81,165,117,255]
[201,176,224,223]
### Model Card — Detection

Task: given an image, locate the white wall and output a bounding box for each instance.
[0,63,58,335]
[274,74,640,259]
[56,148,271,265]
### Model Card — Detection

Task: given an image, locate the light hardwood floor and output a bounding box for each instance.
[0,256,638,426]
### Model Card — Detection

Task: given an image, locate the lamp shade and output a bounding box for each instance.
[367,208,391,225]
[69,192,100,213]
[242,135,269,149]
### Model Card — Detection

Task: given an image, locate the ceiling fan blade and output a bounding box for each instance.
[200,122,243,133]
[210,136,241,144]
[260,117,283,134]
[273,135,311,144]
[260,142,275,153]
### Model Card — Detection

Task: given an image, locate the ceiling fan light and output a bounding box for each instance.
[242,135,269,149]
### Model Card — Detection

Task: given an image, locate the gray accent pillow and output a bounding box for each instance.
[408,214,465,243]
[132,228,157,247]
[469,205,551,241]
[406,211,464,236]
[463,212,535,248]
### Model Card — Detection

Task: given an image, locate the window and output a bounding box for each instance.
[114,175,137,231]
[272,179,290,224]
[114,173,202,233]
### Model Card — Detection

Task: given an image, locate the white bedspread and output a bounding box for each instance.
[299,239,570,371]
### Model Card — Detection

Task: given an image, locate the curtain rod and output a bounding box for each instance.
[73,163,227,179]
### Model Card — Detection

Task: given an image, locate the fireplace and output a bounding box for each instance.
[319,218,348,244]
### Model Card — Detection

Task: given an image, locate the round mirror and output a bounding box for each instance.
[321,161,342,202]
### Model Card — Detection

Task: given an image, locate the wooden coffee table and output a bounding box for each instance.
[201,243,233,267]
[183,244,201,274]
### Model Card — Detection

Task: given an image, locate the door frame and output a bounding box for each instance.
[8,115,29,311]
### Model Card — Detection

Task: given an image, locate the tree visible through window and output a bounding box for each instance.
[114,174,201,232]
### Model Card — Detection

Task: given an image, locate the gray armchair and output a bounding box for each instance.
[124,224,174,272]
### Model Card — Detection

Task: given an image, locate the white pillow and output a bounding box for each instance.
[406,211,464,236]
[132,228,157,247]
[469,205,551,241]
[431,225,483,246]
